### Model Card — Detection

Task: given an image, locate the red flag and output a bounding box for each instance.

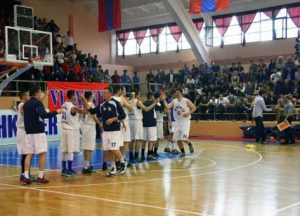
[98,0,121,32]
[190,0,230,14]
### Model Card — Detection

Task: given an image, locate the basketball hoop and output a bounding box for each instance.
[29,55,44,70]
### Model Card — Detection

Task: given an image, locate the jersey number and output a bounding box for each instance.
[62,112,67,121]
[111,142,116,147]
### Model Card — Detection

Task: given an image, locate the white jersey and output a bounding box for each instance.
[81,102,96,126]
[16,102,25,129]
[172,97,191,122]
[61,101,80,130]
[128,98,143,120]
[156,103,164,123]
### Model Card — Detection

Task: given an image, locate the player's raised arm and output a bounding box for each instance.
[161,94,173,110]
[80,95,99,115]
[122,96,134,112]
[37,100,61,118]
[137,99,157,112]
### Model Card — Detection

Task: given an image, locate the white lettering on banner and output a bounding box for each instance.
[0,110,61,145]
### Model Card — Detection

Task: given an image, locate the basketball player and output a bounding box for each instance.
[141,92,160,161]
[162,89,196,158]
[82,87,127,177]
[154,97,165,157]
[22,86,61,185]
[16,91,34,181]
[128,91,157,162]
[112,86,134,167]
[61,90,84,176]
[81,91,101,174]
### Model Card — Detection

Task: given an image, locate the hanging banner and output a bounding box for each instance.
[47,81,109,111]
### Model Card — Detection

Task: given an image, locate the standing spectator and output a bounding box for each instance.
[282,95,295,144]
[65,31,74,52]
[229,63,237,72]
[132,71,140,92]
[211,61,220,73]
[111,70,121,84]
[92,55,99,70]
[156,70,165,90]
[56,48,65,64]
[252,90,273,144]
[121,70,132,92]
[166,69,176,85]
[146,69,156,92]
[102,70,111,83]
[295,65,300,82]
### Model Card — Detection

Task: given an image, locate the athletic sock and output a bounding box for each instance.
[21,154,26,174]
[62,161,67,170]
[84,160,90,169]
[180,148,185,153]
[68,160,73,171]
[129,152,134,161]
[141,149,145,158]
[111,162,116,171]
[24,171,29,179]
[154,147,158,154]
[171,142,176,150]
[148,150,153,157]
[134,152,139,159]
[38,171,44,179]
[188,142,193,146]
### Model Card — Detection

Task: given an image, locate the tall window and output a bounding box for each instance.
[116,4,300,56]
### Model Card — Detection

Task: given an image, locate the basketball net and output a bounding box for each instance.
[28,55,44,70]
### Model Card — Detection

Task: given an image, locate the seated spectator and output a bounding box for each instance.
[229,62,237,72]
[186,74,196,86]
[56,48,65,64]
[285,56,296,69]
[211,61,220,73]
[61,58,70,73]
[282,67,295,81]
[111,70,121,84]
[276,56,285,70]
[156,70,166,90]
[236,62,244,73]
[295,65,300,82]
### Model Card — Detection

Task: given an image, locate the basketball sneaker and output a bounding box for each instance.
[21,177,31,185]
[147,155,157,161]
[29,174,37,182]
[179,153,186,159]
[82,168,93,174]
[61,169,68,176]
[171,149,180,154]
[89,166,97,173]
[164,147,171,153]
[119,161,128,175]
[66,169,77,177]
[188,143,195,154]
[20,174,24,181]
[106,167,118,177]
[37,177,49,184]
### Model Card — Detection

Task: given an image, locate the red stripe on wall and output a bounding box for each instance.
[216,0,230,11]
[98,0,108,32]
[189,0,202,14]
[112,0,121,29]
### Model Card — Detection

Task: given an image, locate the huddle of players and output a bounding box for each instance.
[16,85,196,184]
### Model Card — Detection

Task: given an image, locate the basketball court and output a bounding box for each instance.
[0,140,300,216]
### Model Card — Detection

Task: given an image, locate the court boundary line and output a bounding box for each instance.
[35,146,262,189]
[0,182,210,216]
[0,142,262,216]
[274,201,300,214]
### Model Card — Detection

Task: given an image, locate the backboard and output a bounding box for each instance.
[5,26,53,66]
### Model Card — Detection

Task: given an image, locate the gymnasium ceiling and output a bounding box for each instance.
[72,0,300,29]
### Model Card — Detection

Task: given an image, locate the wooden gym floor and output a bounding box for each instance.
[0,140,299,216]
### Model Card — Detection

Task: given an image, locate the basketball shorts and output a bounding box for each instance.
[122,120,131,143]
[16,128,27,155]
[61,129,80,153]
[143,127,157,142]
[24,133,48,154]
[102,131,123,151]
[129,119,143,140]
[173,121,190,141]
[81,124,96,151]
[156,121,164,139]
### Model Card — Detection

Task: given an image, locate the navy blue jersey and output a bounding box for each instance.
[24,97,58,134]
[142,100,156,127]
[89,98,126,132]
